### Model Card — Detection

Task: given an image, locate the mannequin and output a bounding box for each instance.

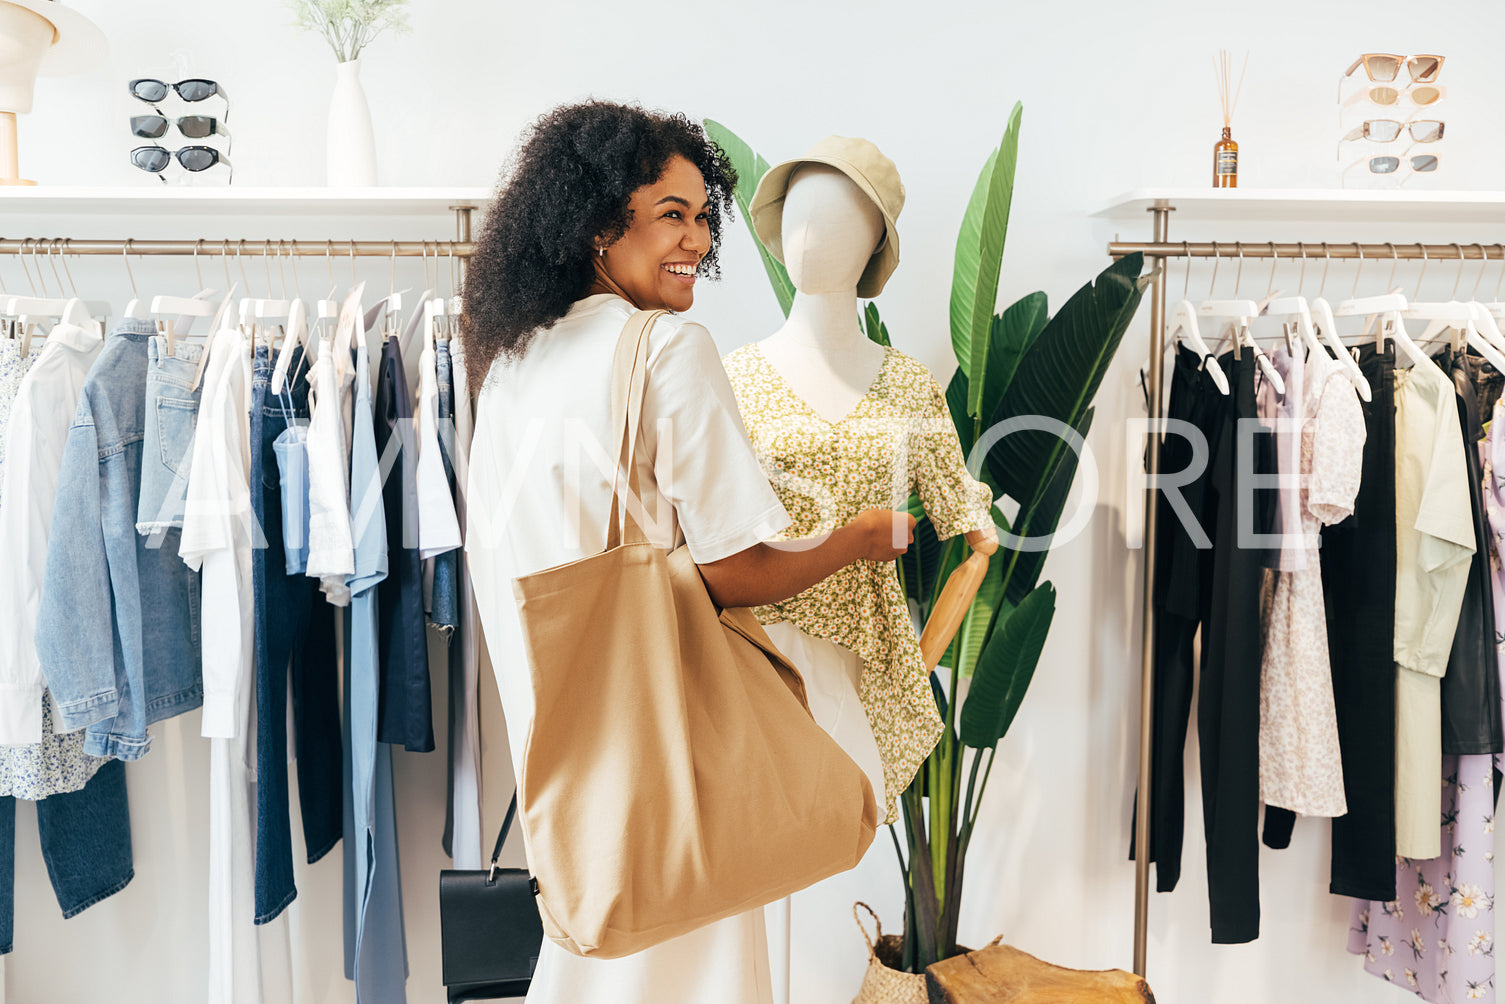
[757,165,999,659]
[725,143,998,1004]
[0,0,108,184]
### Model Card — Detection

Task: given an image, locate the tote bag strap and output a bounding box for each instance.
[604,309,668,551]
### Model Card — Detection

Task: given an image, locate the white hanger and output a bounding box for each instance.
[45,240,108,329]
[185,282,240,392]
[334,281,368,382]
[1200,243,1285,395]
[270,297,306,395]
[151,291,218,357]
[270,241,310,395]
[1168,299,1230,394]
[1333,244,1423,366]
[400,288,434,363]
[1282,243,1371,401]
[121,241,150,319]
[1483,244,1505,326]
[3,241,89,355]
[1403,244,1505,374]
[1458,243,1505,359]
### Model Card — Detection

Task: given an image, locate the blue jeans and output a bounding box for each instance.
[0,759,133,954]
[374,337,432,754]
[342,338,409,1002]
[250,348,342,923]
[135,335,203,535]
[430,340,459,634]
[38,320,202,760]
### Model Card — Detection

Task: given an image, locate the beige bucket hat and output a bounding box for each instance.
[8,0,108,76]
[750,135,905,298]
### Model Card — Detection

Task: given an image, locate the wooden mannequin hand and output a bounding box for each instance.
[919,523,1000,670]
[964,524,999,557]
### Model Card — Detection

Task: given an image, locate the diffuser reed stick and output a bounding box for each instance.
[1214,49,1249,187]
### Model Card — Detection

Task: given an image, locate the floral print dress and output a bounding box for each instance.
[1258,351,1365,817]
[0,334,106,800]
[722,344,994,822]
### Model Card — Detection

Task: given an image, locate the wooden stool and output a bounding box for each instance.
[925,943,1155,1003]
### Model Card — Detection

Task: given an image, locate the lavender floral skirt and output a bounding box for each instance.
[1349,755,1496,1002]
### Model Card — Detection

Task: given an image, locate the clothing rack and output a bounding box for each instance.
[0,238,474,256]
[1107,204,1505,980]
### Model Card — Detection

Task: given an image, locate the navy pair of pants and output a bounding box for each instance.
[1199,348,1276,945]
[0,760,133,953]
[374,336,434,754]
[251,348,343,923]
[1319,343,1398,902]
[1130,346,1227,893]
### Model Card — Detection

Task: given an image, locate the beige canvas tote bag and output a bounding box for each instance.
[511,308,878,959]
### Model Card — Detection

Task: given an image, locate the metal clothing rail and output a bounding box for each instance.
[0,205,481,279]
[0,238,475,256]
[1106,204,1505,980]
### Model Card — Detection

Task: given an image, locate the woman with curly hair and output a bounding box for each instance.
[462,100,912,1002]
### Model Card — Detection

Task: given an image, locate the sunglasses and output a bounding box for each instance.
[1356,83,1445,108]
[130,145,234,183]
[127,78,231,118]
[1368,154,1439,174]
[1344,54,1444,84]
[129,114,229,142]
[1341,119,1444,144]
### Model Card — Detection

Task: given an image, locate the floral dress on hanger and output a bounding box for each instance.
[1258,349,1364,818]
[723,343,994,822]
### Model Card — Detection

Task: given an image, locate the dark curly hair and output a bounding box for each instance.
[461,100,737,378]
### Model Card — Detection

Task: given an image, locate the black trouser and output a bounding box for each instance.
[1132,346,1226,892]
[1199,347,1274,945]
[1317,343,1397,902]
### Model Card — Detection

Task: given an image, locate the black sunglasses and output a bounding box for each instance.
[130,114,229,142]
[130,145,234,183]
[128,78,231,118]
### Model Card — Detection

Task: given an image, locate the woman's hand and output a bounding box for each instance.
[848,508,917,562]
[698,509,915,609]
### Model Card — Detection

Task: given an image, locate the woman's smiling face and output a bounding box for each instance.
[597,154,711,312]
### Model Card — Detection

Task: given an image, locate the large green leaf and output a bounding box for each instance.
[1000,408,1094,605]
[703,119,796,317]
[985,253,1148,505]
[864,302,891,347]
[949,101,1022,412]
[958,582,1056,749]
[979,292,1048,425]
[945,368,973,456]
[954,548,1004,680]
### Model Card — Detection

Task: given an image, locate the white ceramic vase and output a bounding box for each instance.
[326,57,377,186]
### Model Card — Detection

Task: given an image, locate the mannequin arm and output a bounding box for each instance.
[918,527,999,670]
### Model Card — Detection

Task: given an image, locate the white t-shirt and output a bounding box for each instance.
[465,293,788,1004]
[179,325,254,741]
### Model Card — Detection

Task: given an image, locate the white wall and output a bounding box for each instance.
[10,1,1505,1002]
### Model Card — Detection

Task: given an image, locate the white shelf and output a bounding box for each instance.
[0,186,492,216]
[1094,188,1505,225]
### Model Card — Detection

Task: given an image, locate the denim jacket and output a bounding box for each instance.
[37,319,203,759]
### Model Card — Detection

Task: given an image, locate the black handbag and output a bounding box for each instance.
[439,793,545,1001]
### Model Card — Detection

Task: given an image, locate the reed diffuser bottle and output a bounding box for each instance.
[1214,50,1248,188]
